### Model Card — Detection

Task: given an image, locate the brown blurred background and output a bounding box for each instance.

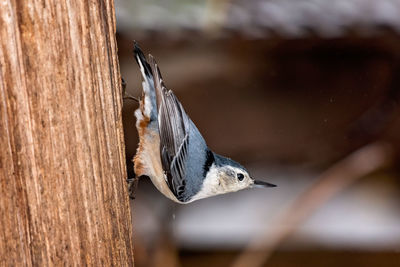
[116,0,400,266]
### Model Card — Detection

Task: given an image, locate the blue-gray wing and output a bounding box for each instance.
[149,55,190,201]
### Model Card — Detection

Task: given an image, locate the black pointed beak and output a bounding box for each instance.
[252,180,277,188]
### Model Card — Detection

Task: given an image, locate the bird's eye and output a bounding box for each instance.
[237,173,244,181]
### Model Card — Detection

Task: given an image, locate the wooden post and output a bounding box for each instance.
[0,0,134,265]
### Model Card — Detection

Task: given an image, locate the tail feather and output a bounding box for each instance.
[134,41,153,80]
[133,42,157,122]
[148,55,164,114]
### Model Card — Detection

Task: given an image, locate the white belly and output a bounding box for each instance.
[134,109,180,203]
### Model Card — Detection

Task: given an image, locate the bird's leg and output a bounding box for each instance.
[121,77,139,102]
[126,175,140,199]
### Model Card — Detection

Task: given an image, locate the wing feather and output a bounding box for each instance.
[148,55,190,201]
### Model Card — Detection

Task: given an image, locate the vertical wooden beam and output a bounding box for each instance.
[0,0,134,265]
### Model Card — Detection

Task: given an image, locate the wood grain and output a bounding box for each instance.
[0,0,134,265]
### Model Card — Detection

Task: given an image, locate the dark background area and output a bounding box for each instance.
[116,1,400,266]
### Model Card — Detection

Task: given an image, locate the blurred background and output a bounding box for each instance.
[116,0,400,266]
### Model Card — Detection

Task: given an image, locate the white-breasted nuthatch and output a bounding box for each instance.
[132,42,276,204]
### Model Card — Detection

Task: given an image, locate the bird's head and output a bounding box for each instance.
[192,153,276,201]
[215,157,276,193]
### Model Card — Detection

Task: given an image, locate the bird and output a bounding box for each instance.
[132,42,276,204]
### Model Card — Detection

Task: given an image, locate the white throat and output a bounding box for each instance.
[189,164,226,202]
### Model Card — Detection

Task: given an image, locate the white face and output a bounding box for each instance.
[190,164,254,202]
[217,166,254,193]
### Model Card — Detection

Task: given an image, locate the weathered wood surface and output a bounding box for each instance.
[0,0,134,265]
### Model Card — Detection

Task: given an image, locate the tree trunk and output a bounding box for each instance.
[0,0,134,265]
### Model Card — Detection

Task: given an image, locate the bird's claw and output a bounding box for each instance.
[121,77,139,102]
[126,176,139,199]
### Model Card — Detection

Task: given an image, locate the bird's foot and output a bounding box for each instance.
[121,77,139,102]
[126,176,139,199]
